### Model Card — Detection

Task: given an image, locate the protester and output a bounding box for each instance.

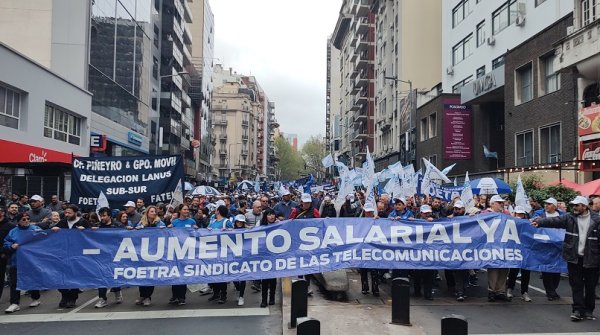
[445,201,469,301]
[168,204,198,306]
[27,195,52,227]
[207,205,233,304]
[259,208,279,307]
[388,197,414,220]
[411,205,435,300]
[290,193,321,219]
[3,212,42,313]
[532,196,600,321]
[245,200,263,228]
[6,203,19,225]
[93,207,123,308]
[124,201,142,225]
[0,207,15,303]
[359,202,379,296]
[135,205,166,306]
[506,206,532,302]
[233,214,248,306]
[135,198,146,214]
[46,195,63,213]
[48,211,61,228]
[483,195,510,302]
[273,190,298,220]
[319,196,337,218]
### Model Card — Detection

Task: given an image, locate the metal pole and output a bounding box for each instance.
[391,277,411,326]
[289,279,308,329]
[441,315,468,335]
[297,317,320,335]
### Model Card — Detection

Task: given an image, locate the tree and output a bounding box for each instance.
[301,136,326,180]
[275,137,303,180]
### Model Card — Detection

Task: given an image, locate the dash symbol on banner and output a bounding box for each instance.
[533,233,550,241]
[82,248,101,255]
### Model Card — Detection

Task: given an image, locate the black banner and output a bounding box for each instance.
[70,155,184,209]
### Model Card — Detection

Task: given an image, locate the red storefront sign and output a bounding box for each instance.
[0,139,73,164]
[578,105,600,136]
[579,140,600,171]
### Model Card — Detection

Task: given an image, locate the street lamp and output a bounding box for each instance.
[384,76,414,165]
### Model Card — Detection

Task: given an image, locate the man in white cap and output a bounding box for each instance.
[484,195,511,302]
[389,197,414,220]
[532,195,600,321]
[531,197,564,301]
[289,193,320,219]
[273,190,298,221]
[27,195,52,227]
[124,201,142,225]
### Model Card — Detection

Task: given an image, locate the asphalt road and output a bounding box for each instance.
[0,283,282,335]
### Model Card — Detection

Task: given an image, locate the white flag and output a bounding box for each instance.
[441,163,457,176]
[321,154,334,168]
[515,174,531,213]
[421,158,451,196]
[169,178,184,209]
[401,164,416,198]
[96,191,109,214]
[460,172,475,212]
[363,147,377,211]
[254,175,261,193]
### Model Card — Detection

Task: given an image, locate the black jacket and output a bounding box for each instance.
[320,204,337,218]
[0,217,15,258]
[537,211,600,268]
[55,217,91,230]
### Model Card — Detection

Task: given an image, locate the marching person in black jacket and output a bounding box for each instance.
[93,207,123,308]
[532,196,600,321]
[51,204,90,308]
[0,207,15,303]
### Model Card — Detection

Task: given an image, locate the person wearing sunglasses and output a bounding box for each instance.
[3,213,42,313]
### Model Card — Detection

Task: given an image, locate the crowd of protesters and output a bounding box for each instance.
[1,189,599,321]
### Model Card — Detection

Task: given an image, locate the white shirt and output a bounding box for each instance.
[577,211,591,256]
[67,217,80,229]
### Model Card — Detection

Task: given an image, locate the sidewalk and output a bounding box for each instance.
[281,270,427,335]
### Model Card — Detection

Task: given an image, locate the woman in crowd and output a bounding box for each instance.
[259,208,279,307]
[134,206,166,306]
[49,211,61,228]
[117,210,133,229]
[168,204,198,306]
[506,206,532,302]
[206,205,233,304]
[232,214,248,306]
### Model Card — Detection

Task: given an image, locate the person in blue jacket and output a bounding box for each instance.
[3,212,42,313]
[388,197,414,220]
[168,204,198,306]
[206,205,233,304]
[531,197,565,301]
[134,206,166,307]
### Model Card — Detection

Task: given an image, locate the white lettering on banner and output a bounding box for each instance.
[582,147,600,160]
[299,227,320,251]
[151,192,172,203]
[478,219,501,243]
[154,157,177,168]
[83,160,122,171]
[29,151,48,163]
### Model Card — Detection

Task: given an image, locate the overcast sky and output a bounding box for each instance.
[210,0,343,146]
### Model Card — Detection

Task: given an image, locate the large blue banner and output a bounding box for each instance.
[70,155,184,209]
[17,213,566,290]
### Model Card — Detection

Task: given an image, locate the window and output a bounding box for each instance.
[581,0,600,27]
[452,76,473,93]
[420,117,429,141]
[492,55,505,69]
[452,0,473,28]
[452,34,473,65]
[516,63,533,104]
[492,0,517,35]
[153,25,159,48]
[152,57,158,80]
[476,21,486,47]
[429,113,437,138]
[44,104,82,145]
[0,85,21,129]
[535,0,547,6]
[476,65,486,78]
[516,131,534,166]
[540,53,560,95]
[539,124,561,164]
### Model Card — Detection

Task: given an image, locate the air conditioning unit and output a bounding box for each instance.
[515,15,525,27]
[487,36,496,45]
[446,66,454,75]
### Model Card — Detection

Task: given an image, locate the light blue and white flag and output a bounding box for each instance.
[420,158,452,196]
[96,191,109,215]
[321,154,334,169]
[515,174,531,213]
[460,172,475,212]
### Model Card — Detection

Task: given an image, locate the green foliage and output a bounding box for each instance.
[301,136,326,178]
[529,185,580,204]
[509,174,544,195]
[275,137,304,180]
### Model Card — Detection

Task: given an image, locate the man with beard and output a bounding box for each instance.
[532,196,600,321]
[51,204,90,308]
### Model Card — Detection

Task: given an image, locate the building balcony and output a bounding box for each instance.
[356,17,368,35]
[171,93,182,112]
[270,118,280,128]
[182,43,192,65]
[173,20,183,43]
[219,134,227,141]
[355,52,368,70]
[241,149,249,156]
[555,19,600,80]
[352,0,370,16]
[182,0,193,23]
[350,33,358,47]
[353,110,367,122]
[241,120,249,127]
[356,34,368,51]
[215,119,228,126]
[219,149,227,156]
[171,67,183,90]
[172,41,183,67]
[182,21,192,45]
[350,65,359,79]
[354,71,368,88]
[181,92,191,108]
[242,134,249,141]
[356,88,368,104]
[350,98,362,111]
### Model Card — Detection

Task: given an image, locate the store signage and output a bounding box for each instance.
[579,140,600,171]
[443,99,472,160]
[461,65,505,104]
[578,105,600,137]
[90,134,107,152]
[128,132,142,146]
[0,139,73,164]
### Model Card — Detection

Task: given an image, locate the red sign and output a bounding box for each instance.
[578,105,600,136]
[443,99,472,160]
[0,139,73,164]
[90,135,107,152]
[579,140,600,171]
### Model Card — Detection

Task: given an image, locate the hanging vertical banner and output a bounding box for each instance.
[70,156,184,209]
[443,99,472,160]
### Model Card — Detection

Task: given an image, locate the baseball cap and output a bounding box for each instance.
[489,195,505,203]
[124,201,135,207]
[234,214,246,222]
[453,201,465,208]
[514,206,527,214]
[282,189,291,196]
[393,197,406,205]
[363,202,375,212]
[570,195,589,206]
[324,196,331,202]
[215,200,226,207]
[420,204,432,213]
[30,195,44,202]
[544,197,558,206]
[301,193,312,203]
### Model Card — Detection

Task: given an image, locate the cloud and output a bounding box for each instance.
[210,0,342,145]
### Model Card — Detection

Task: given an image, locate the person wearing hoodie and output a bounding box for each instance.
[3,212,42,313]
[0,207,15,303]
[93,207,124,308]
[319,196,337,218]
[51,204,90,308]
[531,197,565,301]
[27,195,52,228]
